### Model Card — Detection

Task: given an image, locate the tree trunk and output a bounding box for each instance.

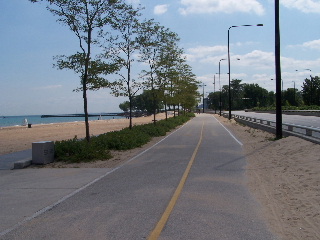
[129,95,133,129]
[128,56,133,129]
[83,25,92,142]
[164,103,168,120]
[83,87,90,142]
[153,101,156,125]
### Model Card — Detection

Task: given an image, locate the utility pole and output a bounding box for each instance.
[275,0,282,139]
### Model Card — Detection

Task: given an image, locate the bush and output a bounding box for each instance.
[54,114,193,163]
[54,136,112,163]
[95,128,151,150]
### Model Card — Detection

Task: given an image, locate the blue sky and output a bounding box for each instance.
[1,0,320,115]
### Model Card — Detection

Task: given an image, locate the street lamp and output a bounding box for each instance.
[275,0,282,139]
[213,74,216,113]
[228,24,263,120]
[219,58,226,116]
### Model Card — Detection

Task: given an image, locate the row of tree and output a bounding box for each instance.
[207,76,320,111]
[30,0,199,141]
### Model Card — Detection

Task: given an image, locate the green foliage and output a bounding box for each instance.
[119,101,130,112]
[208,77,320,111]
[96,128,151,150]
[54,136,112,163]
[119,90,164,114]
[54,115,193,162]
[302,76,320,106]
[29,0,124,142]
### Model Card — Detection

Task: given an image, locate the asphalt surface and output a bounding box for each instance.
[232,111,320,129]
[0,114,278,239]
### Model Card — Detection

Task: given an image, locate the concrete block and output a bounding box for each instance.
[13,159,32,169]
[32,141,54,165]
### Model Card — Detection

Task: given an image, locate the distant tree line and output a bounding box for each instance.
[30,0,199,141]
[207,76,320,111]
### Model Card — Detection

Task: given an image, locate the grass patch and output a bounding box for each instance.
[54,114,194,163]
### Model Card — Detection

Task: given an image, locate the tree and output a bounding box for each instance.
[207,91,220,111]
[267,91,275,107]
[178,79,199,113]
[230,79,244,110]
[119,101,129,112]
[138,20,166,124]
[242,83,269,109]
[124,90,163,114]
[154,30,182,119]
[282,88,302,106]
[302,76,320,106]
[29,0,119,142]
[221,85,229,110]
[173,61,199,114]
[105,3,143,129]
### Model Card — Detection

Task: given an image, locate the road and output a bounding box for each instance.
[232,111,320,129]
[1,114,277,240]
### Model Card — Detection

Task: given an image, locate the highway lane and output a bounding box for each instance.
[2,114,277,240]
[232,111,320,129]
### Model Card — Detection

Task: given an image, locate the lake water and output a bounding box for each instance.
[0,114,124,128]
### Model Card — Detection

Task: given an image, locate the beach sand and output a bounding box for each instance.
[0,113,169,156]
[1,113,319,239]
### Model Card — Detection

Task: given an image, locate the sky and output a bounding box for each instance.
[1,0,320,116]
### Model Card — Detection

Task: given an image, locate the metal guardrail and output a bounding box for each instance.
[222,113,320,144]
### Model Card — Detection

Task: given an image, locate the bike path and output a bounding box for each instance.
[1,114,278,239]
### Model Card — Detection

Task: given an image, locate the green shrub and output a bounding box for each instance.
[54,114,193,163]
[96,128,151,150]
[54,136,112,163]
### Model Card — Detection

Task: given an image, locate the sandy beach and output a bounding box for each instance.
[0,113,169,156]
[0,113,319,239]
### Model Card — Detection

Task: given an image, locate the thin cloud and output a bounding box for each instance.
[240,50,274,69]
[179,0,265,16]
[186,47,274,69]
[303,39,320,50]
[281,0,320,13]
[154,4,169,15]
[288,39,320,51]
[185,45,227,62]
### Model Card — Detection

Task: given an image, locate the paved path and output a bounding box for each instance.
[0,114,278,239]
[0,150,32,170]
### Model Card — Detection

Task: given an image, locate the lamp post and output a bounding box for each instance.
[219,58,226,116]
[275,0,282,139]
[228,24,263,120]
[213,74,216,113]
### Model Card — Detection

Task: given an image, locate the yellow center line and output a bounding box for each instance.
[148,121,205,240]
